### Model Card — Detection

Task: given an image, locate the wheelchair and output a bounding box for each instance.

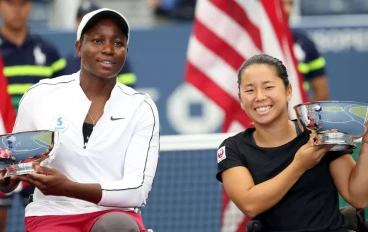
[246,207,368,232]
[28,194,155,232]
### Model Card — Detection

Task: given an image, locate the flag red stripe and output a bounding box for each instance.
[210,0,263,50]
[236,218,250,232]
[279,3,309,103]
[260,0,284,52]
[0,52,15,133]
[186,63,253,129]
[193,19,245,71]
[185,62,237,111]
[261,0,308,102]
[222,106,254,132]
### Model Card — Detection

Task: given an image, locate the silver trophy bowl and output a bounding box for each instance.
[294,101,368,151]
[0,130,54,177]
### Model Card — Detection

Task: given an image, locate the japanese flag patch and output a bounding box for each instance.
[217,146,226,163]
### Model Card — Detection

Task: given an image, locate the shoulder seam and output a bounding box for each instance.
[117,85,145,96]
[18,79,75,107]
[28,79,75,92]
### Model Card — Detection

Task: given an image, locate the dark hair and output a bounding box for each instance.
[237,54,290,88]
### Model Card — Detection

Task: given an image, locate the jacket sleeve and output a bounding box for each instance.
[98,97,160,208]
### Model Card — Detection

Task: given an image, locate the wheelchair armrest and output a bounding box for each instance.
[341,207,368,231]
[356,208,368,231]
[340,206,358,230]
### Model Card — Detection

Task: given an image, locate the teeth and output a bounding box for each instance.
[256,106,271,113]
[102,61,112,64]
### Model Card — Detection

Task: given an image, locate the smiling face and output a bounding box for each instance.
[239,64,292,126]
[75,18,128,79]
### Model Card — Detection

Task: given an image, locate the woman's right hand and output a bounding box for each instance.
[292,132,335,172]
[0,167,20,193]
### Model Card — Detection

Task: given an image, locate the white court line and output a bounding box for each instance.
[343,104,366,127]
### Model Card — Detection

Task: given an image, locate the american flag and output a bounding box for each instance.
[184,0,308,231]
[0,51,15,135]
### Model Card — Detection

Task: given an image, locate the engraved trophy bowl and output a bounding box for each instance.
[0,130,54,178]
[294,101,368,151]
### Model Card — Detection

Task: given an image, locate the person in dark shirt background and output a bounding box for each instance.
[282,0,329,101]
[0,0,66,111]
[146,0,196,21]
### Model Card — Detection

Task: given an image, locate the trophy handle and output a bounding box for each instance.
[3,163,34,178]
[293,105,308,132]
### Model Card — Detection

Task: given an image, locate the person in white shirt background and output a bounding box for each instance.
[0,8,160,232]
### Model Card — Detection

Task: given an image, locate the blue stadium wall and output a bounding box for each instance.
[33,23,368,136]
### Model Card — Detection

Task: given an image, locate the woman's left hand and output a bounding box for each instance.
[18,165,73,196]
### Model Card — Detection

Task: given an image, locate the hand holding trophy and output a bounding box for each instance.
[294,101,368,151]
[0,130,55,178]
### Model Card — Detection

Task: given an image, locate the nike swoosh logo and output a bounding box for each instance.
[111,116,125,121]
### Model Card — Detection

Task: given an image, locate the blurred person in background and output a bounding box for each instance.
[64,0,137,88]
[0,0,66,231]
[282,0,329,101]
[0,0,66,111]
[146,0,196,22]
